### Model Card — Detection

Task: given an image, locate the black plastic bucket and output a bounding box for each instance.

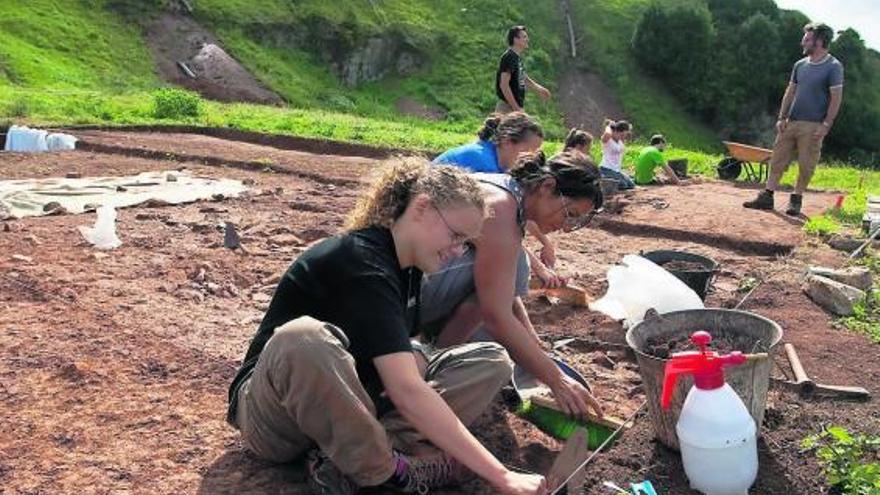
[668,158,688,178]
[641,250,718,300]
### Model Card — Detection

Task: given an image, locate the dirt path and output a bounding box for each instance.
[145,12,283,105]
[1,131,877,494]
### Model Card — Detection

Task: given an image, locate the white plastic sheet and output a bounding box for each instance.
[0,170,247,219]
[3,125,76,152]
[590,254,704,328]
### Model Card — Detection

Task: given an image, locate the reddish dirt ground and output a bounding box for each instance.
[1,131,877,495]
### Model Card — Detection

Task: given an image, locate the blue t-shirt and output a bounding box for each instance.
[789,55,844,122]
[433,140,502,173]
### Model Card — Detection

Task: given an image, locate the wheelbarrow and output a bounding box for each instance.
[717,141,772,183]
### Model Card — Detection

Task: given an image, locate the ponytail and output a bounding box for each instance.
[477,112,543,144]
[563,127,594,151]
[510,150,604,210]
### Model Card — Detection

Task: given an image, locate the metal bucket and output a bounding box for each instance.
[626,309,783,450]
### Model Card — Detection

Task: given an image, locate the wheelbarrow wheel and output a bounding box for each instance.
[717,157,742,181]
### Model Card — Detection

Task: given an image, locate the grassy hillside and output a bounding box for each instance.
[192,0,568,135]
[568,0,720,152]
[0,0,723,145]
[0,0,158,90]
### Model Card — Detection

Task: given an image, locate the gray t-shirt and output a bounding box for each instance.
[788,55,844,122]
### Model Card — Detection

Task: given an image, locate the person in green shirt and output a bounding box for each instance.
[634,135,681,185]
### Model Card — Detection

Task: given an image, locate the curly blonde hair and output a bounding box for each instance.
[346,157,487,230]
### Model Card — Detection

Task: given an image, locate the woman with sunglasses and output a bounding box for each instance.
[420,150,605,418]
[227,160,547,495]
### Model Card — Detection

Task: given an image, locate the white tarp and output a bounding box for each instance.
[3,125,77,152]
[0,170,247,219]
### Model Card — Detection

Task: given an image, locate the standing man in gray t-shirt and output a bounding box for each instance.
[744,22,843,216]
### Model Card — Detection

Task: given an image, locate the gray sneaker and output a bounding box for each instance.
[382,452,472,494]
[743,189,775,210]
[307,450,358,495]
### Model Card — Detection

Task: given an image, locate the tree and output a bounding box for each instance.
[632,3,714,113]
[826,29,880,159]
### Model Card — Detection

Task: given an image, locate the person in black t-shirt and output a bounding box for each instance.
[227,159,548,495]
[495,25,551,114]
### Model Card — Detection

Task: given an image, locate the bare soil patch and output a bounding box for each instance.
[1,130,876,494]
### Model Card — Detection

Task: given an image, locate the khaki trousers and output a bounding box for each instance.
[767,120,825,194]
[234,316,512,486]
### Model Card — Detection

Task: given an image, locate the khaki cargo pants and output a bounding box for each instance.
[495,100,516,114]
[767,120,825,194]
[233,316,513,486]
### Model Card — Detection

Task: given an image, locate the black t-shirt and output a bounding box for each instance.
[495,48,526,107]
[227,227,422,424]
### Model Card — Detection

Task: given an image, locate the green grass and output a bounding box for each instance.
[193,0,567,137]
[0,0,158,90]
[836,253,880,344]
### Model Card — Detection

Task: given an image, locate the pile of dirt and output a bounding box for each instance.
[644,334,738,359]
[145,13,283,105]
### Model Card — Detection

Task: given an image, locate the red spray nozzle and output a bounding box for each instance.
[660,331,746,410]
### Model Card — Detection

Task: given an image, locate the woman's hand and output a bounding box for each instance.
[533,261,566,289]
[492,471,548,495]
[546,373,604,418]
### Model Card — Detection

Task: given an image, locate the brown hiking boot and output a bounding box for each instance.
[786,194,803,216]
[743,190,774,210]
[307,450,358,495]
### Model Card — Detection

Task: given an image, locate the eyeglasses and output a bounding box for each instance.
[432,203,472,248]
[559,197,601,232]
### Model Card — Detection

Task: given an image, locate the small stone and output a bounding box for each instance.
[242,178,256,186]
[166,173,178,182]
[65,172,82,179]
[11,254,32,263]
[224,222,241,250]
[116,186,128,192]
[60,288,78,301]
[206,282,221,295]
[43,201,63,212]
[827,235,865,253]
[272,234,305,247]
[24,235,41,245]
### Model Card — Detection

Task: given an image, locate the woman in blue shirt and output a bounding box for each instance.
[434,112,544,173]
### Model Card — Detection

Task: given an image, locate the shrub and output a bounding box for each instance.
[152,88,202,119]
